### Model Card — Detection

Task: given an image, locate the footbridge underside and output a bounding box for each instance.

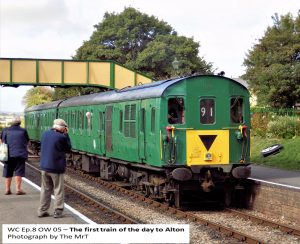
[0,58,152,89]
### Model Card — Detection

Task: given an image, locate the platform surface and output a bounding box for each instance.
[250,164,300,189]
[0,163,91,243]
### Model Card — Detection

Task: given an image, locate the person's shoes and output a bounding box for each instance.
[53,210,63,218]
[38,212,50,218]
[4,190,12,195]
[16,191,26,195]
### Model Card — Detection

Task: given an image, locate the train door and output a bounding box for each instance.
[105,105,113,153]
[96,108,105,155]
[138,101,146,161]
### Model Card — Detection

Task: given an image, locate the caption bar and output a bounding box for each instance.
[2,224,189,243]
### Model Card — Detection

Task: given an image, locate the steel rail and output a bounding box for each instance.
[226,208,300,237]
[67,168,265,243]
[25,162,139,224]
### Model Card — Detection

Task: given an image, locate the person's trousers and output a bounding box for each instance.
[38,171,64,214]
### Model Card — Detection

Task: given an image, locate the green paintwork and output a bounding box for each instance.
[24,75,250,168]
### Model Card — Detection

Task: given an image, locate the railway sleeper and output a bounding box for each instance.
[64,151,250,209]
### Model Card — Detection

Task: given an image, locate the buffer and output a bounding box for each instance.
[0,58,152,89]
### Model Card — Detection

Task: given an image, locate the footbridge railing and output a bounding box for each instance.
[0,58,152,89]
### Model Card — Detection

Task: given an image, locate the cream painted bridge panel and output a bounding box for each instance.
[0,58,152,89]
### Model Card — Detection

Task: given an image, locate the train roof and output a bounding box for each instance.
[25,100,64,112]
[58,77,179,108]
[25,75,248,111]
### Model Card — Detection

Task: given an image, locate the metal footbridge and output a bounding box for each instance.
[0,58,152,89]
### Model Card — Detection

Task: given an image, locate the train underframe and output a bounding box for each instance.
[69,150,250,208]
[29,142,250,209]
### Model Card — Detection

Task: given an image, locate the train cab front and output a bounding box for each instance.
[164,94,251,207]
[166,126,251,208]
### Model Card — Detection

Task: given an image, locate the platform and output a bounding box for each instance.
[250,164,300,189]
[0,163,94,243]
[248,164,300,224]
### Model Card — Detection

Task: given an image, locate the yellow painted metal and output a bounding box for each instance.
[0,60,10,82]
[39,61,62,84]
[64,61,86,84]
[13,60,36,83]
[136,73,152,85]
[89,62,110,86]
[0,58,151,89]
[186,130,229,165]
[115,64,135,89]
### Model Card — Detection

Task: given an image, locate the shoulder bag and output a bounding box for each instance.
[0,142,8,161]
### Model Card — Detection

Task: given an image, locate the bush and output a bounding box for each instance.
[267,116,300,139]
[251,112,272,137]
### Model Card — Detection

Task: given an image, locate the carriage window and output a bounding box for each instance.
[230,97,244,123]
[151,107,155,132]
[200,98,215,124]
[119,110,123,132]
[168,98,184,124]
[99,112,103,131]
[71,112,75,130]
[79,111,84,130]
[68,112,71,127]
[141,108,145,132]
[37,114,40,127]
[75,111,79,129]
[124,104,136,138]
[86,111,92,132]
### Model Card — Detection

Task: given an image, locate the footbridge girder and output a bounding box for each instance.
[0,58,152,89]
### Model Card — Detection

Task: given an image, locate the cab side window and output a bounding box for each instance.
[230,97,244,123]
[168,98,184,124]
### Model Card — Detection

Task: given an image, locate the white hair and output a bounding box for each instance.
[53,124,66,130]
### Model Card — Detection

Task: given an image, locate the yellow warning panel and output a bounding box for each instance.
[186,130,229,165]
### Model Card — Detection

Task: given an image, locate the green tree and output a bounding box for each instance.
[74,7,212,79]
[52,87,106,100]
[22,87,54,108]
[135,35,212,78]
[243,12,300,108]
[52,7,213,100]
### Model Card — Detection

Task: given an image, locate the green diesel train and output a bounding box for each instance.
[25,75,251,207]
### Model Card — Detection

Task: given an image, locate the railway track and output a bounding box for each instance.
[26,157,300,243]
[67,167,300,243]
[25,161,140,224]
[70,166,300,243]
[225,208,300,237]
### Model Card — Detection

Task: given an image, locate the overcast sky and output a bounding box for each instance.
[0,0,299,112]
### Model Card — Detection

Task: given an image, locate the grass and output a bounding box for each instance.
[251,136,300,171]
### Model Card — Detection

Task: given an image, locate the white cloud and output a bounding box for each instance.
[0,0,299,112]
